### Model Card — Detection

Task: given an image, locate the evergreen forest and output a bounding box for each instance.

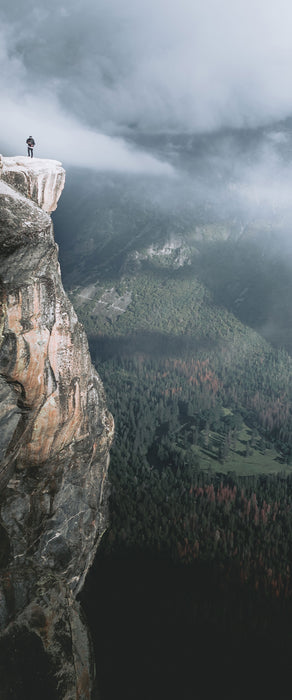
[53,162,292,700]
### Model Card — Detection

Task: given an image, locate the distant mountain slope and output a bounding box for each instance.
[52,162,292,478]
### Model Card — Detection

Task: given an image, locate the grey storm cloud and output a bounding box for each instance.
[1,0,292,171]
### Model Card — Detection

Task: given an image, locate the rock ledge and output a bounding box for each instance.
[0,155,65,212]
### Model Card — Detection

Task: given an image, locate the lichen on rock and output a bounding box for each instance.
[0,157,114,698]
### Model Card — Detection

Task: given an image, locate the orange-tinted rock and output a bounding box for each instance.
[0,158,114,698]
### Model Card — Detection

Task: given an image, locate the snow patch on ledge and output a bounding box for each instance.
[0,155,65,213]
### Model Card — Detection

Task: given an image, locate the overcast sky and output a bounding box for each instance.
[1,0,292,172]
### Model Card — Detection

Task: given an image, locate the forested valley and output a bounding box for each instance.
[53,162,292,700]
[81,261,292,700]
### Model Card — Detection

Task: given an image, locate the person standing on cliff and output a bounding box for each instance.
[26,136,35,158]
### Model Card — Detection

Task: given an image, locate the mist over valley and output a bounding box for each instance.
[54,126,292,354]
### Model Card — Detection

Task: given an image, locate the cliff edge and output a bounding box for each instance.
[0,155,65,212]
[0,156,114,698]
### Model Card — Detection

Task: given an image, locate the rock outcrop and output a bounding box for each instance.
[0,156,114,698]
[0,155,65,213]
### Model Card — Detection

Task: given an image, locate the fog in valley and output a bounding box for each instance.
[51,125,292,355]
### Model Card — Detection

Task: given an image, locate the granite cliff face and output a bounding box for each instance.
[0,156,114,698]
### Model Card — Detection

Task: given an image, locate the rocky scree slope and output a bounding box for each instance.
[0,155,114,699]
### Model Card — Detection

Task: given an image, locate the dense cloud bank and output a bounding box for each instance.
[1,0,292,172]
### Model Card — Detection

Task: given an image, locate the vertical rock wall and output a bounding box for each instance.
[0,157,114,698]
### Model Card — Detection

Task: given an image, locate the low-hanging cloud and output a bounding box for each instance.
[0,21,173,174]
[2,0,292,176]
[2,1,292,141]
[0,93,174,175]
